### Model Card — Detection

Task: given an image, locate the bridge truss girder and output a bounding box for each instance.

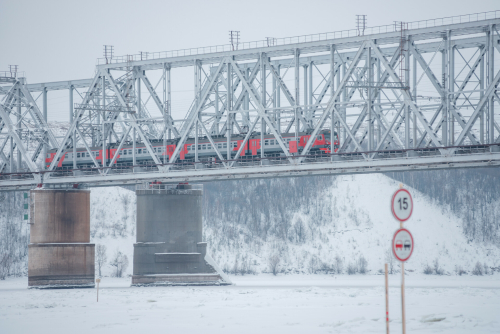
[1,16,499,189]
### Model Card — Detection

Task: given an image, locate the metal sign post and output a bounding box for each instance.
[392,228,413,334]
[385,263,390,334]
[96,278,101,302]
[390,186,414,334]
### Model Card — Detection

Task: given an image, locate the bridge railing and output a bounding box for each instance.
[96,10,500,66]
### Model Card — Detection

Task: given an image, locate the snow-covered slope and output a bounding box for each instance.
[90,174,500,277]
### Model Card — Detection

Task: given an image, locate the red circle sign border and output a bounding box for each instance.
[391,188,413,222]
[392,228,414,262]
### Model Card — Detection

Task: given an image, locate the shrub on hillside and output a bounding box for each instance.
[433,258,444,275]
[347,262,357,275]
[333,254,343,274]
[358,255,368,274]
[268,253,280,276]
[455,265,466,276]
[472,261,483,276]
[423,264,433,275]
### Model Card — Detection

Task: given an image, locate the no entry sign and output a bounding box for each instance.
[391,189,413,222]
[392,228,414,262]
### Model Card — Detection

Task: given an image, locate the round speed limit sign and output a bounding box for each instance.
[391,189,413,222]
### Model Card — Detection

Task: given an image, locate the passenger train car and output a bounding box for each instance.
[46,130,339,168]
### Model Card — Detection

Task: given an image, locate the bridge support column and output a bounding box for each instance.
[132,184,230,286]
[28,189,94,288]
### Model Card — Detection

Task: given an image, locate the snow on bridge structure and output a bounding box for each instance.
[1,11,500,191]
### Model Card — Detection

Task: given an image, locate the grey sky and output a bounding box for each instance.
[0,0,498,121]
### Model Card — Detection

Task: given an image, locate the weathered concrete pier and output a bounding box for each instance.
[28,189,95,288]
[132,183,229,286]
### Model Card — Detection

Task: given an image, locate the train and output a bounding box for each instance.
[46,129,339,168]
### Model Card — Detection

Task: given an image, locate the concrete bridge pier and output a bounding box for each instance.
[132,183,230,286]
[28,189,95,288]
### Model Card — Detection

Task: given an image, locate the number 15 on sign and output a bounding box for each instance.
[391,189,413,222]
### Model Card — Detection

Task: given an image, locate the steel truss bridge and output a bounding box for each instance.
[1,11,500,190]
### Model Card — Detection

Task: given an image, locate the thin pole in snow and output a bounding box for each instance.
[385,263,389,334]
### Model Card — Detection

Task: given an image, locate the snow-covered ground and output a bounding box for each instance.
[0,274,499,334]
[88,173,500,278]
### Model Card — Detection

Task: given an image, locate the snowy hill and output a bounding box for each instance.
[90,173,500,278]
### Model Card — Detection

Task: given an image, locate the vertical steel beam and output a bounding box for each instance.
[69,85,74,123]
[215,77,220,135]
[303,64,308,123]
[70,84,76,169]
[102,72,107,168]
[441,38,448,147]
[309,61,313,116]
[194,60,199,161]
[480,47,485,144]
[488,24,495,144]
[405,40,410,149]
[412,55,417,147]
[17,85,21,170]
[42,87,48,170]
[261,53,266,159]
[368,46,373,151]
[276,64,281,132]
[342,60,347,145]
[244,67,250,126]
[272,64,277,126]
[330,45,336,158]
[226,61,232,160]
[337,55,342,145]
[132,127,136,166]
[449,39,455,145]
[377,56,382,145]
[294,48,300,142]
[195,120,199,162]
[167,65,171,140]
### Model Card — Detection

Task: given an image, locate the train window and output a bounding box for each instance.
[201,144,206,150]
[223,143,227,148]
[77,153,80,158]
[264,140,269,146]
[317,135,323,140]
[86,153,90,157]
[123,150,127,155]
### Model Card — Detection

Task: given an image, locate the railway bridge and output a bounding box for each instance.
[0,11,499,191]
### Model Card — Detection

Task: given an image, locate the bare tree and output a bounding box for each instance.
[96,244,107,277]
[358,255,368,274]
[294,218,306,244]
[334,254,343,274]
[268,253,280,276]
[109,250,129,277]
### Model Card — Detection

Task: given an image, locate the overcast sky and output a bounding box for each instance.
[1,0,498,83]
[0,0,498,121]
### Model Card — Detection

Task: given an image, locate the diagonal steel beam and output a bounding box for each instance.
[47,73,102,172]
[0,104,40,175]
[229,58,294,162]
[298,42,368,162]
[452,68,500,150]
[167,58,227,168]
[104,70,164,168]
[138,72,180,137]
[370,41,446,153]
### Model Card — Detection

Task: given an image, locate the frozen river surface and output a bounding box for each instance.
[0,274,499,334]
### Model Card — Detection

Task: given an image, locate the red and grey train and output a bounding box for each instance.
[46,130,339,168]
